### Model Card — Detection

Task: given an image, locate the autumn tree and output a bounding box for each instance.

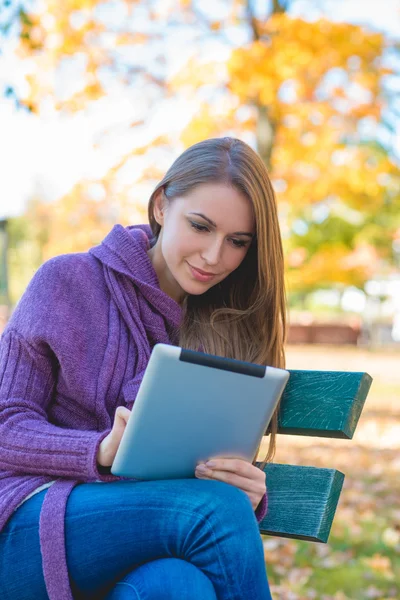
[174,1,400,296]
[3,0,400,299]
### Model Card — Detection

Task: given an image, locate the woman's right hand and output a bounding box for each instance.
[97,406,131,468]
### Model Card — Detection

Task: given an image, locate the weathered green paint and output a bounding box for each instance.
[269,370,372,439]
[256,463,345,543]
[253,369,372,542]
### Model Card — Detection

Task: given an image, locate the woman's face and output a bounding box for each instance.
[149,182,256,303]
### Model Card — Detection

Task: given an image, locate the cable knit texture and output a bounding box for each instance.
[0,224,268,600]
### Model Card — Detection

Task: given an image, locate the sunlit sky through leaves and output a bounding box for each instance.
[0,0,400,219]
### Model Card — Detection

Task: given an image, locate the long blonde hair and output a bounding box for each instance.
[148,137,286,467]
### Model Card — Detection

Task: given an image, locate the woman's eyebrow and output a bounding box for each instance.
[188,212,254,238]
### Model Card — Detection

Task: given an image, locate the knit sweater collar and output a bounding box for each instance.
[89,223,182,329]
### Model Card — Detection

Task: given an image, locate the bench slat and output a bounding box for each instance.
[257,463,345,543]
[271,370,372,439]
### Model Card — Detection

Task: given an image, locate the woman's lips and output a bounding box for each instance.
[187,263,217,282]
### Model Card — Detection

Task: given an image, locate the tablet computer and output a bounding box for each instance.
[111,343,289,480]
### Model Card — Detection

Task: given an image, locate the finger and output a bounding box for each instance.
[116,406,131,423]
[202,457,255,476]
[195,472,261,510]
[195,469,265,511]
[195,467,265,495]
[202,458,265,482]
[112,408,130,441]
[248,493,262,511]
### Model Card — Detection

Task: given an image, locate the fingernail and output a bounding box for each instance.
[196,464,207,472]
[205,461,216,467]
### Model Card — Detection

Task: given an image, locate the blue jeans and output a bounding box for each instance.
[0,479,272,599]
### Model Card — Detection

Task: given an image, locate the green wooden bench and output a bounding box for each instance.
[256,369,373,543]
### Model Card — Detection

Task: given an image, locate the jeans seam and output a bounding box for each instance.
[114,581,141,600]
[104,506,234,599]
[181,508,235,599]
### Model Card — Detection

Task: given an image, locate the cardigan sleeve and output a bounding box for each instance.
[0,329,117,482]
[0,259,118,483]
[255,491,268,523]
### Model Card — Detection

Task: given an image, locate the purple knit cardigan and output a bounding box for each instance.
[0,224,267,599]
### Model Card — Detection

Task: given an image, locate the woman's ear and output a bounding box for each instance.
[153,189,165,226]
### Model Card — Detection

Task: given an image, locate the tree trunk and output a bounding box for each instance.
[256,104,276,171]
[246,0,286,169]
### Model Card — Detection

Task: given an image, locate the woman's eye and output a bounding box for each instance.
[231,239,247,248]
[190,221,209,232]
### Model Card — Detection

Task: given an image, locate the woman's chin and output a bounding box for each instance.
[179,278,214,296]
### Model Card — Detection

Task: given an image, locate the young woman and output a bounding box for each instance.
[0,137,286,600]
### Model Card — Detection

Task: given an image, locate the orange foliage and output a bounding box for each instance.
[13,3,400,293]
[33,181,146,261]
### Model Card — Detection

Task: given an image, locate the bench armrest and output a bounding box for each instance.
[256,462,344,543]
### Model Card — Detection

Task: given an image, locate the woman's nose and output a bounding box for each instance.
[201,238,223,265]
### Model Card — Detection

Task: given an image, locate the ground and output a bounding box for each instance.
[258,345,400,600]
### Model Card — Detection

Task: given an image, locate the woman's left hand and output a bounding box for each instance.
[195,457,266,511]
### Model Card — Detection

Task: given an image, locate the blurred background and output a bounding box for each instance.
[0,0,399,598]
